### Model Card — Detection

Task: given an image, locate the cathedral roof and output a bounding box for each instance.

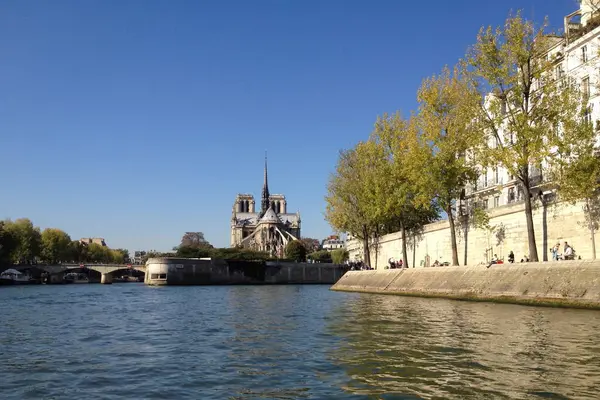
[259,207,281,224]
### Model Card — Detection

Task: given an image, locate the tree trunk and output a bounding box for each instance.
[362,225,371,267]
[587,199,597,260]
[463,223,469,266]
[362,237,370,267]
[521,176,539,262]
[447,205,459,266]
[400,221,409,268]
[591,225,597,260]
[412,234,416,268]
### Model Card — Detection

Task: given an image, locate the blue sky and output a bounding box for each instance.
[0,0,575,252]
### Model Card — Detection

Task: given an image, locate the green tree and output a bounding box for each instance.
[412,66,481,266]
[3,218,41,264]
[0,221,17,265]
[40,228,72,264]
[87,243,109,263]
[373,113,439,268]
[308,250,332,263]
[331,248,349,264]
[179,232,212,249]
[284,240,307,261]
[465,12,592,261]
[176,245,212,258]
[551,121,600,259]
[68,241,88,263]
[325,140,391,266]
[110,248,130,264]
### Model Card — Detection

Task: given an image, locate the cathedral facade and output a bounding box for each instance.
[230,157,301,257]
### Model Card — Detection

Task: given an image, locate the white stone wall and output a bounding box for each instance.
[347,200,595,269]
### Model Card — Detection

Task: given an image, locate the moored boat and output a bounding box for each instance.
[0,269,37,285]
[63,272,90,284]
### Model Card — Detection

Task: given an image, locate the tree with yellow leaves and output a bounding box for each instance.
[411,66,482,266]
[465,12,591,262]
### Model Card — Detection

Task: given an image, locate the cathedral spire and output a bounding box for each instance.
[261,151,270,214]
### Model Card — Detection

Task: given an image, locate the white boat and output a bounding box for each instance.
[63,272,90,284]
[0,269,36,285]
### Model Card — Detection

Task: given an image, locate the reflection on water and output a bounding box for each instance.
[0,284,599,399]
[327,294,600,399]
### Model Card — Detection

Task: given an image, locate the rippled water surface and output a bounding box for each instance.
[1,284,600,399]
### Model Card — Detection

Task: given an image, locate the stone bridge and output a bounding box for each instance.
[5,264,146,282]
[7,263,146,274]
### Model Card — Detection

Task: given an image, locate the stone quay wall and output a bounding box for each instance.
[330,261,600,309]
[346,200,594,269]
[145,257,349,285]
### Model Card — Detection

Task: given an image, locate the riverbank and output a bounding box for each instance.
[331,261,600,309]
[145,258,349,285]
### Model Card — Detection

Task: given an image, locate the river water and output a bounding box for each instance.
[1,284,599,399]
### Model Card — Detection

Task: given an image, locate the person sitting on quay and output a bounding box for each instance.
[550,242,561,261]
[562,241,576,260]
[508,251,515,264]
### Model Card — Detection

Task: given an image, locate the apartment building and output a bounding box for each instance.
[462,0,600,213]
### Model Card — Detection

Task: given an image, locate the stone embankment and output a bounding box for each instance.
[331,261,600,309]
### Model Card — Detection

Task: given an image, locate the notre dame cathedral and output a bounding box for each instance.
[230,157,301,257]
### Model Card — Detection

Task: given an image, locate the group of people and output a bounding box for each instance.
[346,260,373,270]
[387,258,405,269]
[487,241,578,268]
[550,241,576,261]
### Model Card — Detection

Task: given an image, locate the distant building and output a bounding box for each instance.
[79,237,107,247]
[322,235,345,251]
[230,156,301,257]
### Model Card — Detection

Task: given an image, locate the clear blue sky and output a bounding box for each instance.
[0,0,575,252]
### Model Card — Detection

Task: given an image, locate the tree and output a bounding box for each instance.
[68,241,88,263]
[551,121,600,259]
[308,250,332,263]
[325,140,391,266]
[87,243,109,263]
[40,228,72,264]
[284,240,307,261]
[110,248,130,264]
[3,218,41,264]
[300,238,321,253]
[331,248,349,264]
[412,66,481,265]
[372,113,439,268]
[176,245,212,258]
[179,232,212,249]
[0,221,17,265]
[465,12,592,261]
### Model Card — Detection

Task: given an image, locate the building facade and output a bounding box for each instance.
[347,1,600,267]
[230,157,301,257]
[463,1,600,213]
[79,238,107,247]
[322,235,346,251]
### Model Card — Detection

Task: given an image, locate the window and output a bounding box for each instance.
[483,199,489,209]
[494,167,500,184]
[582,46,588,63]
[555,65,564,80]
[584,105,593,125]
[508,187,516,203]
[583,76,590,99]
[494,196,500,208]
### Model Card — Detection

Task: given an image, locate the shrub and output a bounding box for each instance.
[284,240,307,262]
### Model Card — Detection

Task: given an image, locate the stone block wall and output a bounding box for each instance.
[346,201,594,269]
[331,261,600,309]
